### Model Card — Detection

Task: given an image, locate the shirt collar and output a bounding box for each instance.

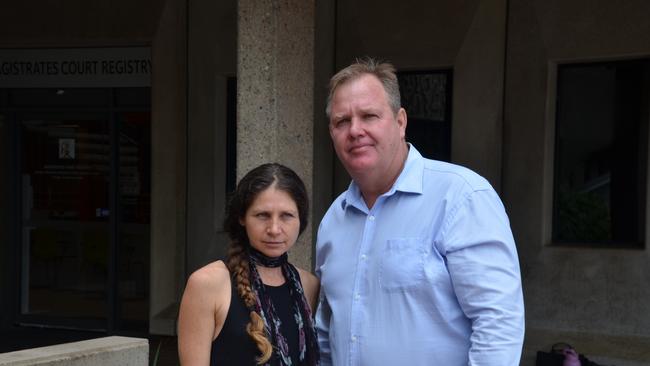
[341,143,424,211]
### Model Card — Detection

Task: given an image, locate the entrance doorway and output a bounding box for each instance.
[8,87,150,333]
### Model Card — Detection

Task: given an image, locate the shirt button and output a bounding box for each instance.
[368,215,375,221]
[361,254,367,260]
[351,336,357,342]
[354,293,360,300]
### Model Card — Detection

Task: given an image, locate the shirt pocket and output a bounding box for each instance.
[379,237,427,292]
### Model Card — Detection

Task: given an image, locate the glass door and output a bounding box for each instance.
[19,113,111,329]
[14,87,151,333]
[116,110,151,332]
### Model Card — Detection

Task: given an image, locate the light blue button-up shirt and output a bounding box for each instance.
[315,145,525,366]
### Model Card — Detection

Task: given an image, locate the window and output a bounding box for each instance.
[552,59,650,247]
[398,70,452,161]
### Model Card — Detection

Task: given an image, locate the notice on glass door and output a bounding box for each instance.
[58,138,75,159]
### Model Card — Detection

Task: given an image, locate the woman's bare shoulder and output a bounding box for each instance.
[186,260,231,290]
[296,267,320,294]
[178,260,231,364]
[296,267,318,285]
[295,267,320,311]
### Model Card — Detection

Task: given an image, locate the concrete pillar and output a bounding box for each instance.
[237,0,315,270]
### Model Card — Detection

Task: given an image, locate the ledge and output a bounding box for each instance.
[0,336,148,366]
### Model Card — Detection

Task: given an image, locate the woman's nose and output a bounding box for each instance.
[267,219,281,234]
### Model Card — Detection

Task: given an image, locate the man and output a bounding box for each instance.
[315,58,525,366]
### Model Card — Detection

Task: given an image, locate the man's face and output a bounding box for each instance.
[328,74,407,179]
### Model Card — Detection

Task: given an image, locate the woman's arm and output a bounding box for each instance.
[297,268,320,313]
[178,261,231,366]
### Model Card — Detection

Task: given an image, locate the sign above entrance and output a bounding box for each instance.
[0,47,151,88]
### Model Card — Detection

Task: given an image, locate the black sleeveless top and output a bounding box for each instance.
[210,277,300,366]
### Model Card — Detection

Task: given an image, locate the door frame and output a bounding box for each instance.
[7,87,150,333]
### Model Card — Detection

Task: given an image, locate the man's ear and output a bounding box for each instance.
[397,107,407,139]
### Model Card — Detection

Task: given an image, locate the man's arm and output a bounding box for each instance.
[438,189,525,366]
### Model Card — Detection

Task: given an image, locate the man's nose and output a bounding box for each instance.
[349,118,364,137]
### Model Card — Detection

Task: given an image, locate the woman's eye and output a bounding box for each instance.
[281,212,294,219]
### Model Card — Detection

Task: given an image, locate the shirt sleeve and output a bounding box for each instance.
[315,290,333,366]
[315,221,333,366]
[437,188,525,366]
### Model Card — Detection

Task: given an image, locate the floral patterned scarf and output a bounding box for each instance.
[248,248,320,366]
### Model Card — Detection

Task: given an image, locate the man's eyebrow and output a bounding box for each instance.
[331,113,349,120]
[358,106,381,113]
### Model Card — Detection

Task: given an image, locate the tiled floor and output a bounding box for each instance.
[4,326,650,365]
[149,335,179,366]
[522,328,650,366]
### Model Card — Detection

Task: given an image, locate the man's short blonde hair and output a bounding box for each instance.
[325,57,401,118]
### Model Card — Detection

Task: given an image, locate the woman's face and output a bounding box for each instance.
[240,185,300,258]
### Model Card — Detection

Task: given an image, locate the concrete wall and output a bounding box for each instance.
[332,0,507,193]
[185,0,237,274]
[150,0,187,335]
[504,0,650,338]
[0,0,160,47]
[0,99,15,330]
[0,336,148,366]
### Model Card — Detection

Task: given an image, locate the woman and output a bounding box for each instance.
[178,163,320,365]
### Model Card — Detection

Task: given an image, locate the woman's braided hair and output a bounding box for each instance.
[223,163,309,364]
